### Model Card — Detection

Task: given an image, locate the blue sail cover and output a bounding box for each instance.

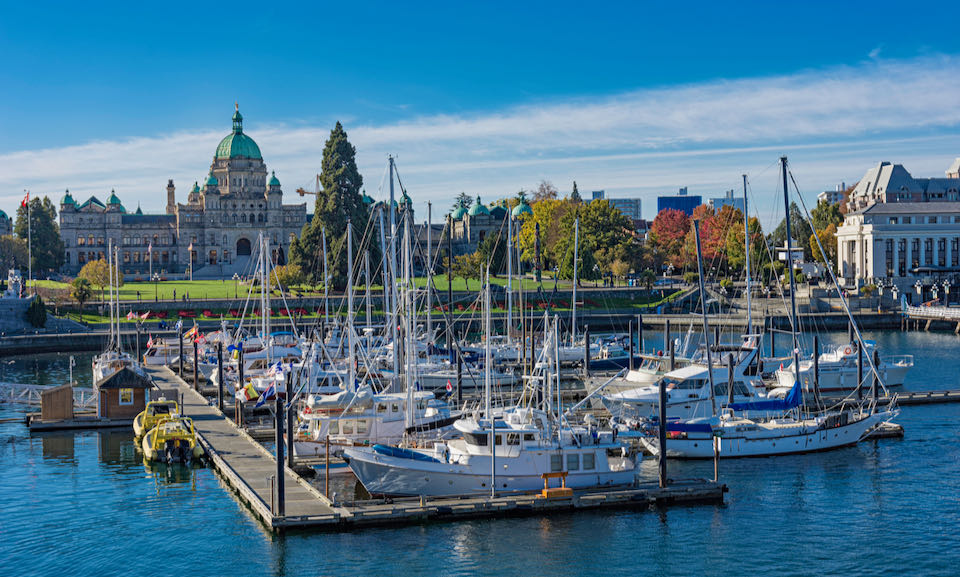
[728,378,802,412]
[666,421,714,433]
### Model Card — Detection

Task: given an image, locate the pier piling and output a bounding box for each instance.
[628,320,635,371]
[217,342,224,413]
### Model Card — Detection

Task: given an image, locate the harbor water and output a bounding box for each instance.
[2,329,960,576]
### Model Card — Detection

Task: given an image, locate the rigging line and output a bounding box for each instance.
[789,169,885,395]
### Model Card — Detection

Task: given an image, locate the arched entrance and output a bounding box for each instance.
[236,237,251,256]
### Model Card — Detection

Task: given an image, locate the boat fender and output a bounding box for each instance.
[844,346,853,355]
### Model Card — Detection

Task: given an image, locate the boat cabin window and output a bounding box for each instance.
[357,420,368,434]
[495,435,502,445]
[342,421,353,434]
[523,433,536,442]
[550,454,563,472]
[464,432,488,446]
[714,381,752,397]
[567,453,580,471]
[506,433,520,446]
[376,403,387,413]
[583,453,596,470]
[391,403,399,413]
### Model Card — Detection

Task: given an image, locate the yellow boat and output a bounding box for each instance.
[133,398,180,437]
[141,415,203,464]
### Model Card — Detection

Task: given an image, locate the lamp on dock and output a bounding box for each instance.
[944,280,951,305]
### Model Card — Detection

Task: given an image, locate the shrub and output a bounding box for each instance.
[26,295,47,328]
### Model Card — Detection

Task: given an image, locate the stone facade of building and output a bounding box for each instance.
[59,107,307,278]
[836,158,960,293]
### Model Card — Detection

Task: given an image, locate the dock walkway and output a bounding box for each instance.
[145,366,725,532]
[145,366,339,527]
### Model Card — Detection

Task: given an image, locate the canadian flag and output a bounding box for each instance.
[126,311,136,320]
[21,191,29,207]
[146,335,154,348]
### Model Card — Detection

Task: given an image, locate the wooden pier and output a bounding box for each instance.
[144,366,726,532]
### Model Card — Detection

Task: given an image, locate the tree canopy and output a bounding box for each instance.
[78,258,124,300]
[14,196,64,274]
[768,202,814,260]
[289,122,372,288]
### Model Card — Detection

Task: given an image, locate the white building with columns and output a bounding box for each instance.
[836,158,960,298]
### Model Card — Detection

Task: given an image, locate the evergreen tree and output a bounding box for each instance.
[768,202,814,259]
[0,236,28,271]
[26,294,47,328]
[570,181,582,203]
[14,196,64,274]
[290,122,372,288]
[453,192,473,211]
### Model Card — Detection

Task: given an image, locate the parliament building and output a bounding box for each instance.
[59,106,308,278]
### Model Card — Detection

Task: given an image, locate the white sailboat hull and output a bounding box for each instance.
[343,445,638,497]
[640,412,890,459]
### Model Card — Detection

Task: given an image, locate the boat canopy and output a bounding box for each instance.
[728,377,802,412]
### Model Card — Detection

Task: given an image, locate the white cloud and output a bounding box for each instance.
[3,55,960,228]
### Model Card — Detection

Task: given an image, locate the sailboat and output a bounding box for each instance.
[641,158,898,459]
[92,243,142,383]
[342,272,640,497]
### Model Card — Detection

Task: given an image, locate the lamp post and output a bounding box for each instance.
[943,279,951,306]
[915,280,923,303]
[553,265,559,292]
[152,272,160,302]
[233,273,240,299]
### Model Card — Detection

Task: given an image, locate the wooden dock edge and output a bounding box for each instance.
[273,481,726,532]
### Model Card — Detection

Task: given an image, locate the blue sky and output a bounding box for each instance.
[2,1,959,226]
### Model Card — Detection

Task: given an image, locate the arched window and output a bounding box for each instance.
[233,214,238,222]
[257,213,263,222]
[241,214,247,222]
[249,213,255,224]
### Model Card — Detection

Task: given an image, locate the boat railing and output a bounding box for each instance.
[883,354,914,367]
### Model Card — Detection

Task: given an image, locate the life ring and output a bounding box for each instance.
[843,346,853,355]
[657,350,663,357]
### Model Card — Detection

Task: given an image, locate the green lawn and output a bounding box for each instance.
[34,274,589,302]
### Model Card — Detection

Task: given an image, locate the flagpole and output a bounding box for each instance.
[25,190,31,293]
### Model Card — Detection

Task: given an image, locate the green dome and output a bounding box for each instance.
[512,201,533,217]
[468,196,489,217]
[0,209,7,219]
[206,172,219,187]
[400,190,412,206]
[451,199,468,219]
[215,106,262,160]
[361,192,374,205]
[268,171,281,186]
[106,190,126,213]
[61,189,76,206]
[191,181,200,193]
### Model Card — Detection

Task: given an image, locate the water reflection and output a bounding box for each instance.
[39,432,75,464]
[98,429,138,464]
[143,460,201,490]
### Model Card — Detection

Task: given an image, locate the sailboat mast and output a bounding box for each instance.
[426,202,433,344]
[321,228,329,328]
[507,209,513,342]
[364,250,372,336]
[347,220,356,392]
[484,264,494,497]
[404,209,415,429]
[743,174,752,335]
[389,157,400,380]
[693,220,718,416]
[780,157,803,409]
[115,246,122,353]
[571,217,579,343]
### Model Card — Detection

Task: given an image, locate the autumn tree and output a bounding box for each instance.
[609,259,630,285]
[648,209,691,267]
[809,223,838,269]
[78,258,124,301]
[517,198,573,269]
[273,264,306,290]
